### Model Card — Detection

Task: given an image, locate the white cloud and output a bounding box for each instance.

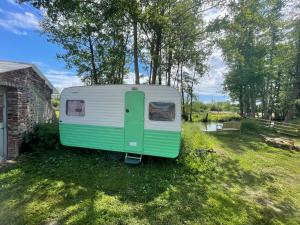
[0,10,40,35]
[124,72,149,84]
[195,48,228,96]
[6,0,19,7]
[196,68,227,96]
[199,7,229,99]
[203,7,227,23]
[44,69,83,89]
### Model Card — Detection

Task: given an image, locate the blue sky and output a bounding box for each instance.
[0,0,229,102]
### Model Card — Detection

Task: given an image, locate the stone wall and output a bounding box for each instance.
[0,67,53,158]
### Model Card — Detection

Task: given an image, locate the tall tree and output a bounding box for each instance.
[218,0,267,117]
[22,0,131,84]
[284,25,300,122]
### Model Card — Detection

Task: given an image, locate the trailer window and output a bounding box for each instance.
[149,102,175,121]
[66,100,85,116]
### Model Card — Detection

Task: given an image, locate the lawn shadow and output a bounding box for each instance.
[0,145,299,224]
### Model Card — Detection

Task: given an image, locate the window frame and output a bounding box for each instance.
[148,102,176,122]
[66,100,85,117]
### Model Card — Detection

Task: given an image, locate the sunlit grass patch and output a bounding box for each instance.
[0,123,299,224]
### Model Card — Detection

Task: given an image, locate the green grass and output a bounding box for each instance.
[290,117,300,125]
[0,123,300,225]
[192,111,241,122]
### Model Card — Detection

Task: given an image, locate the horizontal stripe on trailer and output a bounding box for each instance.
[59,123,181,158]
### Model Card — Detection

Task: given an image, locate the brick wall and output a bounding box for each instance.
[0,67,53,158]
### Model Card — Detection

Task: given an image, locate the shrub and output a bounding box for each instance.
[295,99,300,117]
[192,112,241,122]
[22,123,60,152]
[241,119,260,133]
[52,98,60,108]
[179,123,218,172]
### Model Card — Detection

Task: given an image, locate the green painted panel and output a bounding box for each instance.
[60,123,124,151]
[60,123,181,158]
[144,129,181,158]
[124,91,144,153]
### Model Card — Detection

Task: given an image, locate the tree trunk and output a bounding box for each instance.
[149,39,155,84]
[120,33,129,84]
[180,65,187,121]
[245,87,251,117]
[273,74,281,120]
[133,19,139,84]
[285,30,300,122]
[189,69,196,122]
[149,60,152,84]
[88,35,97,85]
[262,82,269,119]
[173,62,179,87]
[250,86,256,117]
[264,26,277,119]
[151,30,162,84]
[239,86,244,117]
[167,48,173,86]
[158,48,162,85]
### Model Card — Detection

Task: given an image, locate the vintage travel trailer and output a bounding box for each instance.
[59,85,181,163]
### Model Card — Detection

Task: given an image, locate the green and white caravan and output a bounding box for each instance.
[59,85,181,164]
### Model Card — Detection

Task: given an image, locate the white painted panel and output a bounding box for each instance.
[60,85,181,131]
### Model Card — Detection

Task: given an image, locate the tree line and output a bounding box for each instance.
[211,0,300,122]
[23,0,300,122]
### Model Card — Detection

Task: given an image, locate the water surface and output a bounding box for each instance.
[198,122,221,132]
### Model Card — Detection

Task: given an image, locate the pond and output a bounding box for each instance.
[198,122,221,132]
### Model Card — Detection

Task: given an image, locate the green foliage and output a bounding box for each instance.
[54,110,60,119]
[295,99,300,117]
[240,119,260,133]
[186,101,239,113]
[21,0,131,85]
[51,98,60,108]
[22,0,211,87]
[192,112,241,122]
[212,0,299,120]
[22,123,60,152]
[180,123,218,171]
[21,0,300,122]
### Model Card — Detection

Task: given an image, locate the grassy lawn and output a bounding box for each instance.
[0,123,299,225]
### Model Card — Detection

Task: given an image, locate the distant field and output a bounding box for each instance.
[192,111,241,122]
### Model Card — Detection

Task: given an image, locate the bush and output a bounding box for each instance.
[179,123,218,172]
[192,112,241,122]
[52,98,60,108]
[295,99,300,117]
[22,123,60,152]
[241,119,260,133]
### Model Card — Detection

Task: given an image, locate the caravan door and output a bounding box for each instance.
[124,91,144,153]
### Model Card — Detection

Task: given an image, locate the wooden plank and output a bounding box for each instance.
[246,117,300,137]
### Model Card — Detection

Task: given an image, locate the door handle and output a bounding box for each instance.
[126,109,129,113]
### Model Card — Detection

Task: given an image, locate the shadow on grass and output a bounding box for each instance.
[0,145,298,225]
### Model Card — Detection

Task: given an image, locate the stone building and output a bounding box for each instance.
[0,61,54,160]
